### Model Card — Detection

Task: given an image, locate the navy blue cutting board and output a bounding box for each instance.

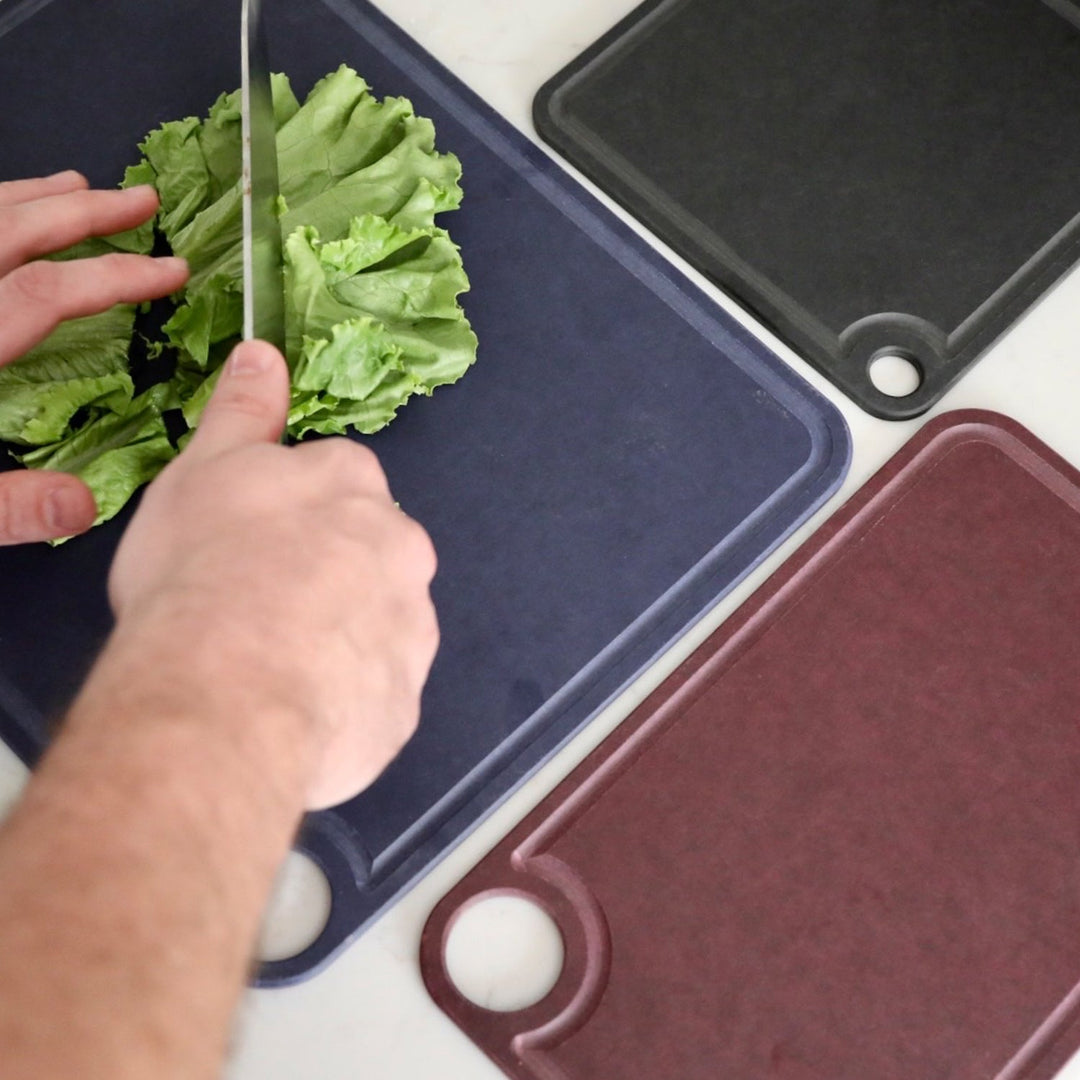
[0,0,849,982]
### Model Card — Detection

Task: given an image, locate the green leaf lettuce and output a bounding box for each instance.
[15,385,177,533]
[1,65,476,536]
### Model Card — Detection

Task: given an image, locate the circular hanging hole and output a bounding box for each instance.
[256,850,332,963]
[444,893,565,1012]
[868,353,922,398]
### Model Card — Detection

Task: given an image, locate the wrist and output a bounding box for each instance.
[70,595,319,816]
[0,589,318,1079]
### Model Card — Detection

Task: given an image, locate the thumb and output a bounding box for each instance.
[183,340,290,461]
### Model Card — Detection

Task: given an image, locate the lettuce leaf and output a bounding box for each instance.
[15,385,177,532]
[1,66,476,536]
[161,66,471,356]
[0,306,136,445]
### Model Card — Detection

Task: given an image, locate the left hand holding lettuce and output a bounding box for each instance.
[0,171,188,543]
[0,66,477,538]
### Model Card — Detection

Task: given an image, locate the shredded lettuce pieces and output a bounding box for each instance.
[15,385,177,532]
[281,216,475,435]
[0,306,136,446]
[148,63,475,434]
[1,65,475,537]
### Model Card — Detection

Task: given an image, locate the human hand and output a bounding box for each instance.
[0,170,188,544]
[108,340,439,809]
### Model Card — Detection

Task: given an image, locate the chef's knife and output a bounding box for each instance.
[240,0,285,350]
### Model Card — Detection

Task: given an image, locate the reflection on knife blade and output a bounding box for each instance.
[240,0,286,352]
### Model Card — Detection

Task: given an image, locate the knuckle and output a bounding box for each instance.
[341,438,384,480]
[7,259,61,308]
[401,707,421,744]
[391,694,422,747]
[351,441,383,475]
[308,437,390,493]
[67,188,99,230]
[419,602,440,658]
[400,515,437,577]
[92,251,133,276]
[321,436,364,471]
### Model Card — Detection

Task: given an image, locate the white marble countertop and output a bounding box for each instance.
[3,0,1080,1075]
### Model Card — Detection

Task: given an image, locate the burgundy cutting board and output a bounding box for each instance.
[422,411,1080,1080]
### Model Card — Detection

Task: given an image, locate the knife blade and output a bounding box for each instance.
[240,0,285,350]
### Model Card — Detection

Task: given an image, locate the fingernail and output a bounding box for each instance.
[158,256,188,274]
[45,486,90,533]
[123,183,157,198]
[228,343,273,375]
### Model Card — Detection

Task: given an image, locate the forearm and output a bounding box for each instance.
[0,338,437,1077]
[0,611,313,1080]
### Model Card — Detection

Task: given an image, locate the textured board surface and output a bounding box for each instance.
[535,0,1080,419]
[423,411,1080,1080]
[0,0,848,982]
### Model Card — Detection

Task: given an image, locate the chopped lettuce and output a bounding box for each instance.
[15,385,177,531]
[0,65,476,535]
[0,306,136,446]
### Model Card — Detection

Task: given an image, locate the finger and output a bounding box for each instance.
[0,170,88,209]
[0,184,160,275]
[182,341,290,461]
[0,253,189,368]
[0,471,96,545]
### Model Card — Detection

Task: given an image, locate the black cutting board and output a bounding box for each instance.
[0,0,849,982]
[535,0,1080,419]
